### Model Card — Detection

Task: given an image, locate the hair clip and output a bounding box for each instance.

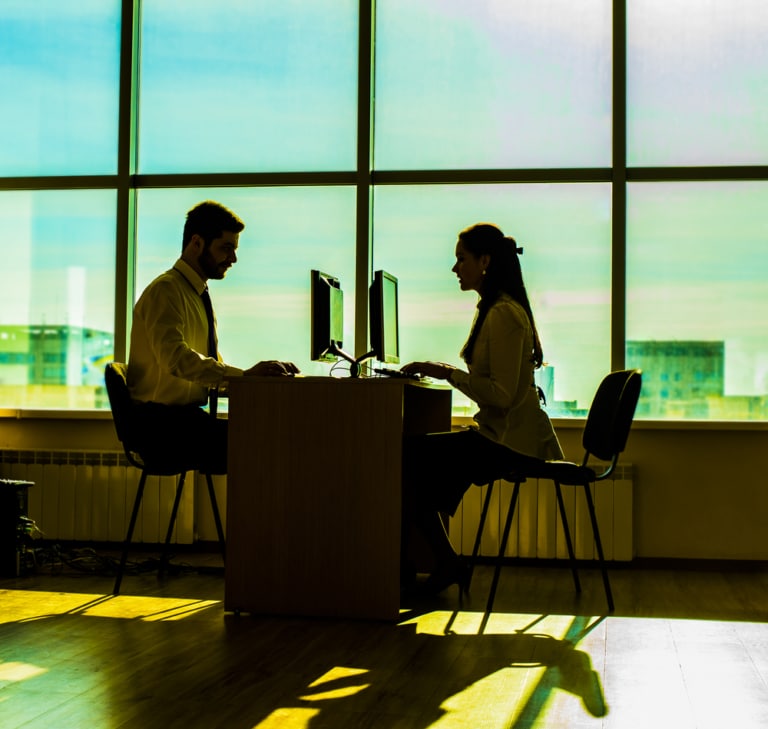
[516,246,524,255]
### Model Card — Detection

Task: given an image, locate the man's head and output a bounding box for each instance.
[181,200,245,281]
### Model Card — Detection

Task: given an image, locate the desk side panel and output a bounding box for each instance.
[225,378,405,620]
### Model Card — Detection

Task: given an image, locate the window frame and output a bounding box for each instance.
[0,0,766,421]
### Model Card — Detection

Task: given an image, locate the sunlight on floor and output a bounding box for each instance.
[407,611,606,728]
[4,587,767,729]
[0,588,221,624]
[246,610,608,729]
[0,661,48,683]
[253,708,320,728]
[300,666,372,700]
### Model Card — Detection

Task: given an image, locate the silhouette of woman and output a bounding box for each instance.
[400,222,563,595]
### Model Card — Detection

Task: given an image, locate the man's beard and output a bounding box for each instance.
[198,249,228,280]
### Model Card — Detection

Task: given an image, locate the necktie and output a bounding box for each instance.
[201,287,219,416]
[200,287,218,359]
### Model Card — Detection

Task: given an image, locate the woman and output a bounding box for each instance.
[400,222,563,595]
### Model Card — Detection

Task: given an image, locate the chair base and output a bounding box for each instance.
[468,478,614,615]
[113,470,226,595]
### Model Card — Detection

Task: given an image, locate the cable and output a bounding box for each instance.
[24,544,209,578]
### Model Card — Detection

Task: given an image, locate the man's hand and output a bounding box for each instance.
[244,360,300,377]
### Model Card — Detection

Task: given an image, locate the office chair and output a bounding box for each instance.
[104,362,226,595]
[468,369,642,614]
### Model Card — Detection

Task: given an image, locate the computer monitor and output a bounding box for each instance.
[310,270,353,364]
[368,269,400,365]
[311,268,399,377]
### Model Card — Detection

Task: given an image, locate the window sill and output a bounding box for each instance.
[2,409,767,431]
[0,409,113,420]
[453,414,768,432]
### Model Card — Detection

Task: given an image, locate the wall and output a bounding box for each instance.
[554,421,768,561]
[1,413,766,561]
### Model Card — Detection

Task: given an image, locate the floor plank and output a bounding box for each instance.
[1,555,768,728]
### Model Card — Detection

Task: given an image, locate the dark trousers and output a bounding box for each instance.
[401,428,539,570]
[402,428,537,516]
[132,402,228,475]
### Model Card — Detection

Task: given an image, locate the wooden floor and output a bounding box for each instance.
[1,552,768,729]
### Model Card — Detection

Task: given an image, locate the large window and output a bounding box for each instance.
[628,0,768,166]
[372,184,611,416]
[135,187,357,376]
[0,1,121,176]
[138,0,358,173]
[0,0,766,421]
[627,182,768,419]
[374,0,612,169]
[0,190,116,408]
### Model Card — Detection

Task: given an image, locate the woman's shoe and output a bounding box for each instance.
[421,557,470,598]
[400,560,418,594]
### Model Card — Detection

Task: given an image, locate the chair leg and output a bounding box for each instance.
[467,480,496,589]
[554,482,581,595]
[159,472,187,577]
[205,473,226,561]
[582,482,614,612]
[486,480,521,614]
[114,470,149,595]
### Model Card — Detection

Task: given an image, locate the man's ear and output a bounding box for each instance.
[181,234,203,262]
[182,233,206,257]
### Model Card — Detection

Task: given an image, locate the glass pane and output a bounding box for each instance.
[372,183,611,416]
[628,0,768,166]
[374,0,611,170]
[139,0,358,173]
[627,182,768,419]
[0,0,121,176]
[0,190,116,409]
[135,187,356,378]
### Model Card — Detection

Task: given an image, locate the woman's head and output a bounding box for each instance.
[453,222,524,301]
[456,222,544,368]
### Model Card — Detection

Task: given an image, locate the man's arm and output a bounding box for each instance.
[137,278,242,387]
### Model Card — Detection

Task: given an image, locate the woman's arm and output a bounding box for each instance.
[448,302,528,408]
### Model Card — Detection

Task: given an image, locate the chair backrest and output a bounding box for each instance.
[582,369,642,464]
[104,362,142,458]
[105,361,201,476]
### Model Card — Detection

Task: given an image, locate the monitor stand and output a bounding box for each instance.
[328,344,374,378]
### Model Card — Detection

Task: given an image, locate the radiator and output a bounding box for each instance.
[0,450,227,545]
[1,447,631,558]
[449,464,634,561]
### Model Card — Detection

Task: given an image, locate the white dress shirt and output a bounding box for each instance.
[449,293,563,460]
[127,259,243,405]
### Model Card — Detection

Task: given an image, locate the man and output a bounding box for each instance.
[127,200,298,473]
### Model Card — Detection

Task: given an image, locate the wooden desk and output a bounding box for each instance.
[224,376,451,620]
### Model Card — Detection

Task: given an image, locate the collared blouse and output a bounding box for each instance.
[448,293,563,460]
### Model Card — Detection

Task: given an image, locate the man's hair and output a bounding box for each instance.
[182,200,245,251]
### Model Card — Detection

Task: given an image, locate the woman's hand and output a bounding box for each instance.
[400,361,456,381]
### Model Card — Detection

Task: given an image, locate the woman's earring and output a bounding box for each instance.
[482,270,487,275]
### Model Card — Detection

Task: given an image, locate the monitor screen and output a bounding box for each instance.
[310,270,345,362]
[369,270,399,365]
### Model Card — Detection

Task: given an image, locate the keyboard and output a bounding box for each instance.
[373,367,422,381]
